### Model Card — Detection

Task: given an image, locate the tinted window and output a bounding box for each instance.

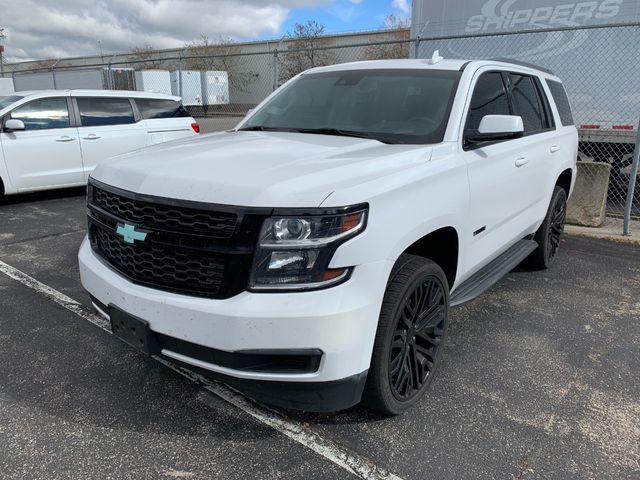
[135,98,189,119]
[10,97,70,130]
[77,97,135,126]
[546,80,574,126]
[241,69,461,145]
[509,74,545,133]
[0,95,24,110]
[466,72,510,131]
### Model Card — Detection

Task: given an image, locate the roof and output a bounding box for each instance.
[307,59,469,73]
[304,58,559,79]
[12,89,180,100]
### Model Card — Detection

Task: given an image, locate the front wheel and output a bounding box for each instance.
[363,255,449,415]
[526,186,567,269]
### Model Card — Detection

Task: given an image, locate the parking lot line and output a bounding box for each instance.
[0,258,404,480]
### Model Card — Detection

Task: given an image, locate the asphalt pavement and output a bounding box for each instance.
[0,188,639,480]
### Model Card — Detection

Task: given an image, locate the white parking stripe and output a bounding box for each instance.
[0,259,404,480]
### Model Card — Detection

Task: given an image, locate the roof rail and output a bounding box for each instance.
[491,58,554,75]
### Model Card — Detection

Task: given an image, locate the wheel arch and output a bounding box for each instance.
[401,226,459,290]
[556,168,573,197]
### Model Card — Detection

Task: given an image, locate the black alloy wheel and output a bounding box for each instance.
[526,186,568,270]
[389,276,446,401]
[546,190,567,264]
[363,255,450,415]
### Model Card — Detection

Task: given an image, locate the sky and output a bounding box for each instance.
[0,0,412,63]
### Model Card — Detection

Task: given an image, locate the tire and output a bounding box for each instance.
[363,254,449,415]
[526,186,567,270]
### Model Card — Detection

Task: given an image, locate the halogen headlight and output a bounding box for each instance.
[249,206,368,291]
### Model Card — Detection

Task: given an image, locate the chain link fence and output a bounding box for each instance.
[4,24,639,232]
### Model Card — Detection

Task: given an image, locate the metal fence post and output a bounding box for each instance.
[413,36,421,59]
[273,49,279,91]
[623,119,640,235]
[51,66,57,89]
[178,52,183,97]
[106,63,112,89]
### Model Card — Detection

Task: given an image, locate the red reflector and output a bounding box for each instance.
[191,123,200,133]
[612,124,634,130]
[580,124,600,129]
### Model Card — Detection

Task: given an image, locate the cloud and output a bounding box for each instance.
[392,0,411,15]
[1,0,330,62]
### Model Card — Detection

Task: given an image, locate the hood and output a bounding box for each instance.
[91,131,433,207]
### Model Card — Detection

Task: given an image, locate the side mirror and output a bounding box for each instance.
[465,115,523,147]
[5,119,26,131]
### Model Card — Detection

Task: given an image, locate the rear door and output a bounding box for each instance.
[506,72,557,223]
[74,96,148,180]
[134,98,197,145]
[0,96,84,190]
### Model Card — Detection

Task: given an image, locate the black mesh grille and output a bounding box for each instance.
[95,228,225,296]
[94,186,237,238]
[87,181,264,299]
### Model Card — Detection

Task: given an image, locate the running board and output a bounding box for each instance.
[450,239,538,307]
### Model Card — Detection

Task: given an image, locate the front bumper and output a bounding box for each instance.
[79,237,391,405]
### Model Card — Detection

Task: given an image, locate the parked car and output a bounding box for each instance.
[79,58,577,414]
[0,90,199,196]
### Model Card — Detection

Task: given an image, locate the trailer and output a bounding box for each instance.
[411,0,640,170]
[202,71,230,106]
[134,70,172,95]
[0,77,15,95]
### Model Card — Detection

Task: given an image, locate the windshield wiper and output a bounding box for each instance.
[238,126,299,132]
[238,126,396,144]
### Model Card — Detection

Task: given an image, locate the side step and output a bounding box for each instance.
[450,239,538,307]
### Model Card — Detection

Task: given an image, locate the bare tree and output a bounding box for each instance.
[364,15,411,60]
[279,20,335,83]
[129,43,164,69]
[29,58,59,71]
[183,35,258,93]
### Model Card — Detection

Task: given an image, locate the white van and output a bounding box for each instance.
[0,90,199,197]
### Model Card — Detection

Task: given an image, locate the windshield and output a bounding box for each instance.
[0,95,24,110]
[240,69,461,144]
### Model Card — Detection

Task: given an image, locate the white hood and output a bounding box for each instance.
[91,131,433,207]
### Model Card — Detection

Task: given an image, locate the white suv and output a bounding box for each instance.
[79,59,577,414]
[0,90,199,197]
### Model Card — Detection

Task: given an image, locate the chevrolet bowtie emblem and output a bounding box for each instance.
[116,223,148,245]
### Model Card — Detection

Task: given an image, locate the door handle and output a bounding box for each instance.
[83,134,101,140]
[515,156,528,167]
[550,145,561,153]
[56,136,75,143]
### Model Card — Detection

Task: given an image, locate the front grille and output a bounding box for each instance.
[95,228,225,296]
[87,180,267,299]
[94,186,237,238]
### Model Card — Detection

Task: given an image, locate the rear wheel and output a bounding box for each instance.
[526,186,567,269]
[363,255,449,415]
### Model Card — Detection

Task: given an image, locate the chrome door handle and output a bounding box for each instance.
[83,134,101,140]
[550,145,561,153]
[56,136,75,142]
[515,156,528,167]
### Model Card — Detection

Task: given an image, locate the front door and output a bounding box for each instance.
[0,97,84,190]
[461,71,535,274]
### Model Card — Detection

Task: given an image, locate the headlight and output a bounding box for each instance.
[249,206,368,291]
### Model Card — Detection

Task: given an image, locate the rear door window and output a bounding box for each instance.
[10,97,70,130]
[509,74,546,134]
[135,98,190,119]
[76,97,135,126]
[545,80,574,126]
[466,72,511,131]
